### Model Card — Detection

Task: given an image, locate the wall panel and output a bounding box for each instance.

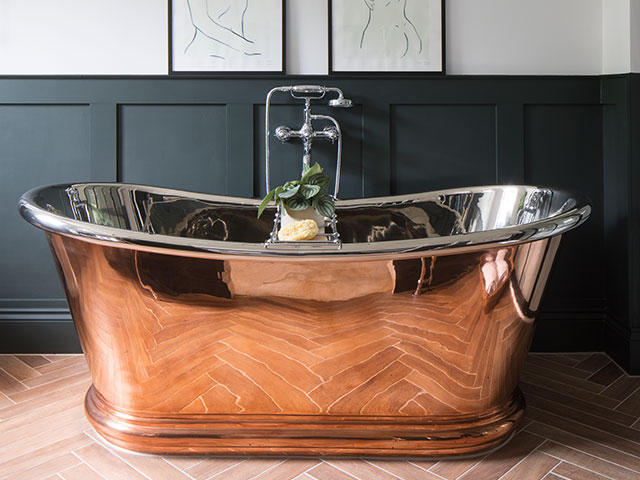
[524,105,604,310]
[391,105,497,194]
[119,105,227,194]
[0,105,90,303]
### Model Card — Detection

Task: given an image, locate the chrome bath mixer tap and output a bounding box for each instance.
[264,85,352,197]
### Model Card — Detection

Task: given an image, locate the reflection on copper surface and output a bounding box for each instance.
[481,249,511,296]
[46,231,560,457]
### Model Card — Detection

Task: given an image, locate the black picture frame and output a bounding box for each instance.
[169,0,286,75]
[328,0,445,75]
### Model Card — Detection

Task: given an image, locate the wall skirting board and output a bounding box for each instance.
[0,74,637,372]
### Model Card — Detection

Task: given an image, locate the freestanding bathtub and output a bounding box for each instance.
[19,183,589,457]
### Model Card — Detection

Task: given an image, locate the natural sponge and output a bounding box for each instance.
[278,219,319,241]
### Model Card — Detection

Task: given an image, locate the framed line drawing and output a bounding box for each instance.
[170,0,285,74]
[329,0,444,74]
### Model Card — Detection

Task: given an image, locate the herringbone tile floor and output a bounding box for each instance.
[0,353,639,479]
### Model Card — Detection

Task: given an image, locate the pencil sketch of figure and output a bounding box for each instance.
[360,0,422,58]
[185,0,261,59]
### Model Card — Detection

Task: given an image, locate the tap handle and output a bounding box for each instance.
[275,126,292,143]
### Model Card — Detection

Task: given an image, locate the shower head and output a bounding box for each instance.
[328,98,353,108]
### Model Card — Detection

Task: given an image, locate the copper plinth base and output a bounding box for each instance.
[85,385,525,457]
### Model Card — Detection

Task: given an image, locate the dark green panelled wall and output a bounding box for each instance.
[0,75,638,372]
[601,74,640,373]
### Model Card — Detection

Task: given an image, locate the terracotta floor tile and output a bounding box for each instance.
[44,355,75,363]
[0,393,86,434]
[500,451,560,480]
[520,381,636,425]
[527,405,640,458]
[59,462,106,480]
[0,417,90,468]
[2,453,80,480]
[458,431,545,479]
[538,442,640,479]
[575,354,612,374]
[367,460,442,479]
[524,421,640,473]
[523,363,605,393]
[0,433,92,478]
[601,375,640,401]
[520,371,619,409]
[24,362,89,388]
[307,462,359,480]
[542,474,564,480]
[72,443,148,480]
[185,458,245,480]
[0,392,14,409]
[0,379,88,421]
[526,356,592,379]
[587,362,625,386]
[36,356,86,375]
[0,369,26,396]
[252,459,320,480]
[162,456,205,470]
[328,459,401,479]
[551,461,609,480]
[105,446,192,480]
[8,371,91,403]
[526,394,640,446]
[616,387,640,417]
[531,353,581,367]
[15,355,52,368]
[208,458,283,479]
[562,353,592,362]
[0,355,40,381]
[428,456,486,479]
[0,406,88,463]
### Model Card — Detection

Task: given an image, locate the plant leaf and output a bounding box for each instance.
[283,180,300,189]
[278,184,300,199]
[299,184,321,199]
[301,162,323,183]
[306,173,331,189]
[257,188,275,218]
[285,195,311,211]
[312,195,335,218]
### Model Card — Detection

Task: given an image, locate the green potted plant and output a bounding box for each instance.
[258,162,335,239]
[258,162,335,223]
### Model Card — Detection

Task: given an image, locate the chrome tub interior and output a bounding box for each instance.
[20,183,589,259]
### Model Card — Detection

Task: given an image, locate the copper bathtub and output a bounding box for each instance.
[19,183,589,457]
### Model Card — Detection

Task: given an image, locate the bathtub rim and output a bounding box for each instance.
[19,182,591,260]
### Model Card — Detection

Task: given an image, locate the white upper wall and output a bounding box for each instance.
[0,0,167,75]
[446,0,602,75]
[286,0,328,76]
[632,0,640,72]
[603,0,631,74]
[0,0,636,75]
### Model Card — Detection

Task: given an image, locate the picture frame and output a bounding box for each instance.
[329,0,445,75]
[169,0,285,75]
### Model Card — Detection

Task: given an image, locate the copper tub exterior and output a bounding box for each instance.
[20,183,590,457]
